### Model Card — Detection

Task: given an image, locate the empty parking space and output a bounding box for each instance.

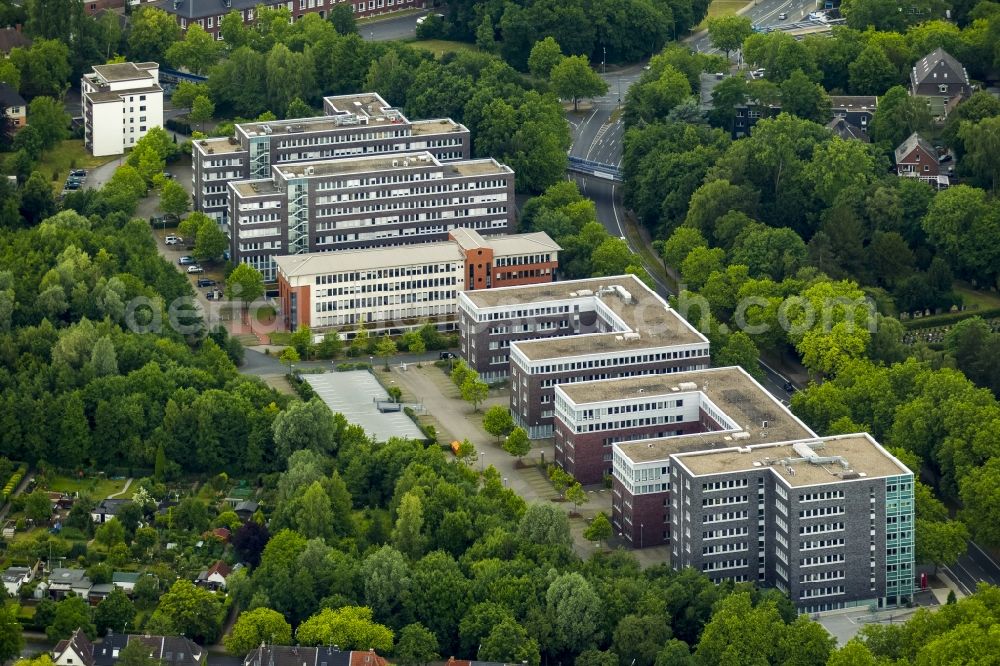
[303,371,424,443]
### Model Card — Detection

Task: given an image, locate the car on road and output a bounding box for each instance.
[161,172,174,179]
[63,182,80,190]
[187,265,205,274]
[778,12,787,19]
[178,256,196,265]
[439,351,457,360]
[165,235,183,245]
[783,381,796,393]
[416,13,443,24]
[197,278,216,287]
[70,169,87,177]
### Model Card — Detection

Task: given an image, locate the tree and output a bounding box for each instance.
[19,171,56,225]
[272,397,339,459]
[693,592,784,665]
[94,517,125,548]
[285,97,313,119]
[158,179,189,221]
[714,331,760,377]
[165,23,221,75]
[870,86,931,148]
[171,80,209,109]
[26,96,69,150]
[127,7,181,64]
[226,263,265,319]
[519,503,573,549]
[225,608,292,655]
[503,427,531,461]
[550,55,608,112]
[662,227,708,269]
[395,623,439,666]
[295,606,394,652]
[359,545,411,624]
[460,375,489,412]
[147,580,223,643]
[0,604,24,662]
[479,619,541,666]
[775,615,835,666]
[528,37,563,78]
[614,615,674,666]
[916,518,968,572]
[848,45,899,95]
[546,572,603,652]
[375,334,397,369]
[24,488,51,522]
[47,594,95,641]
[94,587,135,636]
[117,640,163,666]
[328,3,357,34]
[189,94,215,134]
[194,216,227,262]
[9,39,70,98]
[708,15,752,60]
[584,512,612,547]
[779,69,830,123]
[483,405,514,441]
[392,491,426,560]
[565,482,587,511]
[958,116,1000,191]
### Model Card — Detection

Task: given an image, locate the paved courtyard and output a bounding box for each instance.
[303,370,424,442]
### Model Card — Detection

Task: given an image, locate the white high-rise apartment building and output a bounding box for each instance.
[82,62,164,157]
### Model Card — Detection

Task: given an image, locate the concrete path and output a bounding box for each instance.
[105,477,133,499]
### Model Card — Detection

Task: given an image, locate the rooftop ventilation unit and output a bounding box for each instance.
[576,289,593,296]
[677,381,698,391]
[262,125,272,134]
[304,166,315,176]
[737,446,751,453]
[622,332,641,341]
[732,432,751,441]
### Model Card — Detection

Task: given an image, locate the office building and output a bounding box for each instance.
[193,93,469,226]
[590,368,914,612]
[457,275,711,438]
[228,152,514,282]
[81,62,164,156]
[274,228,559,336]
[670,435,914,612]
[556,366,812,486]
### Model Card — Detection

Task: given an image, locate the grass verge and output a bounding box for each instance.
[407,39,482,58]
[35,139,115,193]
[47,474,128,500]
[693,0,752,31]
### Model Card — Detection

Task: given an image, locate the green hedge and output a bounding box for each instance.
[165,118,192,135]
[902,307,1000,330]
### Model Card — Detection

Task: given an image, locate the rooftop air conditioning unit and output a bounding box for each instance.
[677,381,698,391]
[305,166,315,175]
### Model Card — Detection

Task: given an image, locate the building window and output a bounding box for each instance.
[181,18,186,28]
[207,17,213,27]
[938,84,948,93]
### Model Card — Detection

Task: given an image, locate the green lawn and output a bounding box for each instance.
[955,283,1000,310]
[46,474,128,500]
[357,7,424,24]
[268,331,292,346]
[694,0,751,30]
[34,139,115,193]
[408,39,481,58]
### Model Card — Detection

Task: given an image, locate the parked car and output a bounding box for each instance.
[206,290,222,300]
[187,265,205,274]
[165,235,183,245]
[63,182,80,190]
[197,278,216,287]
[178,256,196,265]
[161,172,174,179]
[439,351,457,360]
[70,169,87,177]
[778,12,788,19]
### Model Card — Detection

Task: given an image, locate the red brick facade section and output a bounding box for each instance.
[464,247,494,291]
[612,479,669,548]
[277,272,310,331]
[897,145,939,176]
[491,257,559,288]
[83,0,125,15]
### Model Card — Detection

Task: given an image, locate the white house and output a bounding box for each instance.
[52,627,95,666]
[81,61,164,156]
[2,565,33,596]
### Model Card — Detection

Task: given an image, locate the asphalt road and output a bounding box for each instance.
[944,540,1000,595]
[361,9,428,42]
[689,0,820,53]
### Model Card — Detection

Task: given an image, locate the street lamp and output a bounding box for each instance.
[640,523,644,548]
[480,451,485,471]
[602,46,606,74]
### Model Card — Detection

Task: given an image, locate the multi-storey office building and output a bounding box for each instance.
[558,366,813,486]
[81,62,164,156]
[228,152,514,282]
[599,367,815,543]
[274,228,559,336]
[669,435,915,613]
[457,275,711,438]
[193,93,470,226]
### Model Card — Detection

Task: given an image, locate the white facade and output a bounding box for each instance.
[82,62,164,157]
